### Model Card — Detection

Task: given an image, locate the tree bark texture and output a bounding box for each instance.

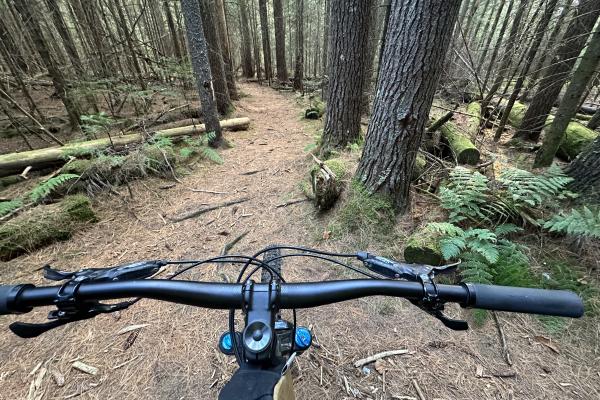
[164,0,184,60]
[356,0,461,212]
[214,0,238,99]
[517,1,600,141]
[44,0,84,75]
[258,0,273,81]
[322,0,330,76]
[293,0,304,91]
[273,0,288,82]
[476,0,507,72]
[180,0,223,145]
[588,109,600,130]
[239,0,255,77]
[534,25,600,167]
[322,0,372,152]
[198,0,232,115]
[565,135,600,199]
[14,0,81,129]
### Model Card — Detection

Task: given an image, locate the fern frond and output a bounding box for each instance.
[543,206,600,238]
[29,174,79,203]
[0,199,23,217]
[201,147,224,164]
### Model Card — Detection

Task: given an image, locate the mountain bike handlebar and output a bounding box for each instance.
[0,279,584,318]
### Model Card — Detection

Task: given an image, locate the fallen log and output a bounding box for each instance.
[440,121,481,165]
[466,102,482,135]
[0,117,251,177]
[504,102,598,160]
[0,195,96,261]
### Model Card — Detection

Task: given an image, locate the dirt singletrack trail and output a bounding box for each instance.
[0,84,598,400]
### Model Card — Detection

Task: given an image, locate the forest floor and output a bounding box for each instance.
[0,83,599,400]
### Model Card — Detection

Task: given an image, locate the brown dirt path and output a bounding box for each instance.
[0,84,598,399]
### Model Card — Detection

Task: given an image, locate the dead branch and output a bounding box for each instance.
[426,111,454,133]
[354,349,409,368]
[492,311,512,366]
[275,198,309,208]
[411,379,427,400]
[221,230,250,255]
[169,197,251,222]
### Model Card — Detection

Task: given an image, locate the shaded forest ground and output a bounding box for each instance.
[0,84,599,400]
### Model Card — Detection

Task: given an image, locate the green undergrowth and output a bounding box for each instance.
[328,181,395,247]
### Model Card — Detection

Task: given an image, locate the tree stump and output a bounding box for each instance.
[310,156,346,211]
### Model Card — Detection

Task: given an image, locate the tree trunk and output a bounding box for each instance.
[115,0,147,91]
[272,0,287,82]
[180,0,223,146]
[480,0,515,89]
[250,0,262,80]
[198,0,232,115]
[534,26,600,168]
[258,0,273,81]
[493,0,559,141]
[44,0,84,75]
[517,1,600,141]
[214,0,238,99]
[361,1,381,115]
[322,0,329,76]
[481,0,527,112]
[239,0,255,77]
[164,1,184,60]
[14,0,80,129]
[356,0,461,212]
[476,0,508,73]
[565,135,600,200]
[588,109,600,130]
[321,0,372,153]
[293,0,304,91]
[0,14,28,71]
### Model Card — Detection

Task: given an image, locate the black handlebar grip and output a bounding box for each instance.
[466,284,584,318]
[0,285,17,315]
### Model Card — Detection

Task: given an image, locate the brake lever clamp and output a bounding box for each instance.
[414,269,469,331]
[9,260,165,339]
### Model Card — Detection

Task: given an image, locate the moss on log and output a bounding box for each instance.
[0,195,96,260]
[404,228,443,266]
[466,102,482,133]
[505,101,598,160]
[0,175,23,190]
[412,153,427,180]
[440,122,481,165]
[0,117,250,177]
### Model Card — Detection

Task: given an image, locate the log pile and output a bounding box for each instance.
[0,117,251,177]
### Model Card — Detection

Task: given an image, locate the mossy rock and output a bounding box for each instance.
[558,120,599,161]
[404,228,443,266]
[506,101,528,128]
[305,100,325,119]
[0,195,97,260]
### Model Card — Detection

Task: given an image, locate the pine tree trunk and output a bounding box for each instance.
[14,0,80,129]
[534,26,600,168]
[44,0,84,75]
[250,0,262,80]
[321,0,372,153]
[480,0,514,88]
[198,0,232,115]
[493,0,559,141]
[516,2,600,141]
[258,0,273,81]
[115,0,147,91]
[273,0,288,82]
[356,0,461,212]
[180,0,222,146]
[214,0,238,99]
[481,0,527,111]
[164,1,184,60]
[565,135,600,200]
[239,0,255,77]
[293,0,304,91]
[322,0,329,76]
[476,0,507,73]
[0,15,28,71]
[588,109,600,130]
[361,1,381,115]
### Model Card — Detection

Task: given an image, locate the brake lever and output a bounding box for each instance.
[358,252,467,330]
[10,260,165,339]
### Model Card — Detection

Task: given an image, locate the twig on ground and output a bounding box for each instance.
[275,198,309,208]
[189,188,230,195]
[354,349,409,368]
[20,166,32,179]
[169,197,251,222]
[112,355,141,370]
[492,311,513,366]
[240,168,267,175]
[221,230,250,255]
[475,159,495,169]
[411,379,426,400]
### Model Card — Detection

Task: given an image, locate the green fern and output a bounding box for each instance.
[543,206,600,238]
[440,167,490,223]
[0,199,23,217]
[29,174,80,203]
[201,147,224,164]
[148,136,174,149]
[178,134,223,164]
